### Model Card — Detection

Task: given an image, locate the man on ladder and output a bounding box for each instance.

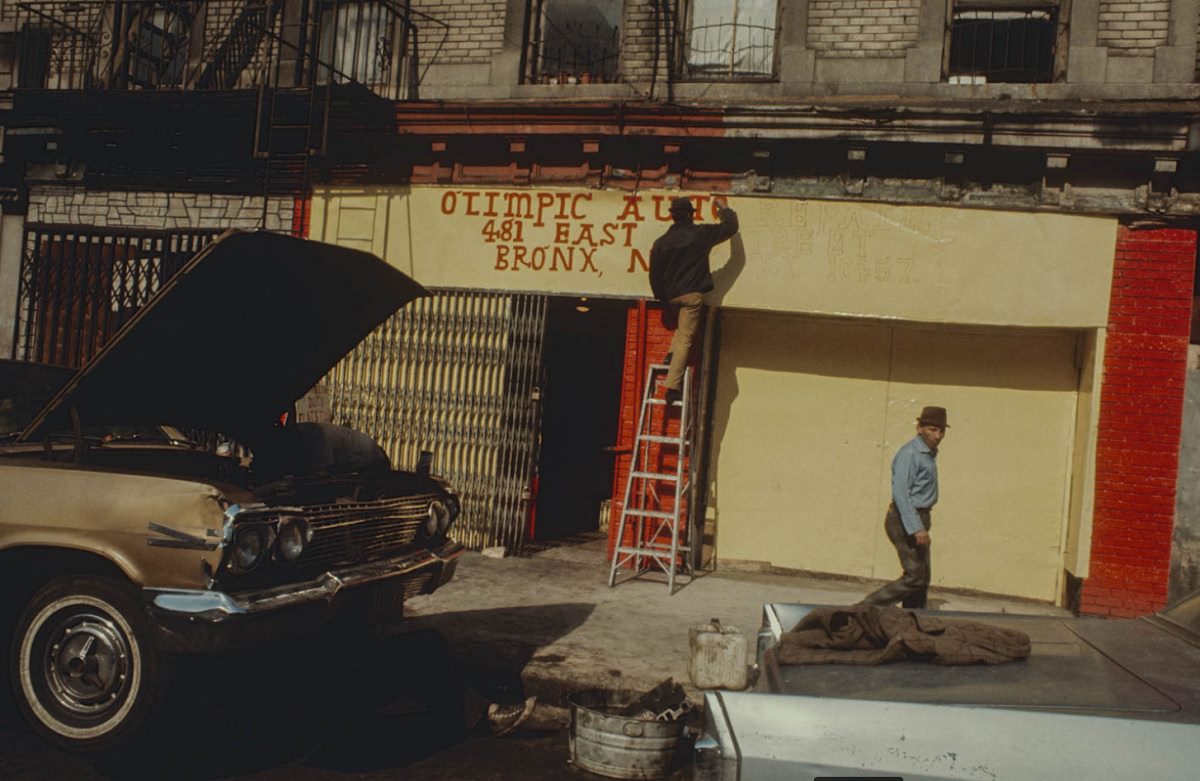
[604,194,739,591]
[649,195,740,405]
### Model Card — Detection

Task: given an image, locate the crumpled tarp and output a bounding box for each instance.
[776,605,1031,666]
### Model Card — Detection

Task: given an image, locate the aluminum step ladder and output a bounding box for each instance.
[608,362,693,592]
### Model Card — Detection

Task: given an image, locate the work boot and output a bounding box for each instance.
[665,388,683,406]
[486,696,537,737]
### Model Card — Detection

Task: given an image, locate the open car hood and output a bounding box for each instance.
[20,230,427,443]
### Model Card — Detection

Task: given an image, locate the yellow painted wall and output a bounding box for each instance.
[308,186,1118,601]
[710,312,1081,602]
[310,187,1117,328]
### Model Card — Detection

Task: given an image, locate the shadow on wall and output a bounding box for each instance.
[702,233,747,565]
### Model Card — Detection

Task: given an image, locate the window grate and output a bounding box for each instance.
[948,9,1057,84]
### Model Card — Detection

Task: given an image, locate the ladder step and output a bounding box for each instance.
[638,434,684,444]
[630,471,677,481]
[615,543,692,555]
[622,509,676,519]
[646,398,682,406]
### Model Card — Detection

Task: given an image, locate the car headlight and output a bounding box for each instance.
[441,496,459,534]
[426,500,448,536]
[275,519,312,562]
[227,525,273,574]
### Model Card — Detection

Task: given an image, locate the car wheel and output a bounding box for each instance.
[10,576,163,754]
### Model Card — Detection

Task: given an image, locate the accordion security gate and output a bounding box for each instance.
[325,291,549,555]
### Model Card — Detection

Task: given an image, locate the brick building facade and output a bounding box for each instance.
[1,0,1198,613]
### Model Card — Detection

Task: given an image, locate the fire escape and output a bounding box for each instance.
[6,0,439,224]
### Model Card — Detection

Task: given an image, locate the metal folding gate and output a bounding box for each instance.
[325,291,549,554]
[14,224,220,364]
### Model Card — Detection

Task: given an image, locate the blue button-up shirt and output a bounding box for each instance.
[892,435,939,535]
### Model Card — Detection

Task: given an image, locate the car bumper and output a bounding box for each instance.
[145,542,464,653]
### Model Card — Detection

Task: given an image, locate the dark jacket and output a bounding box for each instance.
[648,207,739,302]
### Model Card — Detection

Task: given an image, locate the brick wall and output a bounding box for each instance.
[1081,224,1196,617]
[1097,0,1170,56]
[28,188,293,231]
[620,0,672,86]
[607,299,701,567]
[807,0,921,58]
[412,1,507,65]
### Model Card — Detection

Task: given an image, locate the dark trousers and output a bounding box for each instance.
[860,504,931,609]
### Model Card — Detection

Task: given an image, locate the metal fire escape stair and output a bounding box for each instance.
[197,0,284,89]
[608,363,694,593]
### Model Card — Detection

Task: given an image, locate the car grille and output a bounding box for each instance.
[299,494,437,569]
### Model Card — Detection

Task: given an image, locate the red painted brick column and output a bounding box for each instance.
[607,300,700,566]
[1081,224,1196,617]
[292,197,311,238]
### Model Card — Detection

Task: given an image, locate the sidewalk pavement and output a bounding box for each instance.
[404,533,1070,707]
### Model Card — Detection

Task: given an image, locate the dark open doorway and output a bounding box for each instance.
[533,296,628,541]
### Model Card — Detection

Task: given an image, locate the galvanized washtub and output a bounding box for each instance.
[568,690,686,779]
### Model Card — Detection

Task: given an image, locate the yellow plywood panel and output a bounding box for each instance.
[315,186,1117,329]
[710,314,893,577]
[711,314,1078,602]
[881,328,1079,601]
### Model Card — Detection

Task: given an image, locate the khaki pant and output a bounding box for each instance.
[665,292,704,391]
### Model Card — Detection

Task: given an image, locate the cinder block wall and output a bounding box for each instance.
[807,0,921,58]
[1082,224,1197,617]
[412,0,507,65]
[1098,0,1171,55]
[620,0,673,89]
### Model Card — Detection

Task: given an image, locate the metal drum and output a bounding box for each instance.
[568,690,685,780]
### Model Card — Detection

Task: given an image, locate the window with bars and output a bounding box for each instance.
[682,0,778,80]
[14,226,220,366]
[523,0,621,84]
[947,3,1061,84]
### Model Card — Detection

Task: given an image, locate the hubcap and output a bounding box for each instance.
[42,612,130,717]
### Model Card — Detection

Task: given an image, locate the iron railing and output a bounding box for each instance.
[526,22,619,84]
[947,10,1057,84]
[523,0,620,84]
[682,16,777,80]
[11,0,444,99]
[14,225,221,366]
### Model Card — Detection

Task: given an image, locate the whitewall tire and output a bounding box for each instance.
[10,576,163,754]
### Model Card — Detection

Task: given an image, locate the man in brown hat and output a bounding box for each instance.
[648,195,739,404]
[860,406,948,609]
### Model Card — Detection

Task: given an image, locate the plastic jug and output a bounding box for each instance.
[688,618,748,690]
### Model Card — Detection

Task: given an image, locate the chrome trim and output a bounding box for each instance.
[147,543,464,621]
[147,521,220,551]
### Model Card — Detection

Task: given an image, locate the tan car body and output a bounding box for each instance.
[0,232,461,755]
[0,454,237,589]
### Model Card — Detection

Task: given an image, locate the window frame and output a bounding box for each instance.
[678,0,782,83]
[942,0,1071,84]
[520,0,622,85]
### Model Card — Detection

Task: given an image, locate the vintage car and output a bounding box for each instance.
[0,231,463,753]
[694,593,1200,780]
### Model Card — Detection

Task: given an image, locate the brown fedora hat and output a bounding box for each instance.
[668,196,694,214]
[917,406,949,428]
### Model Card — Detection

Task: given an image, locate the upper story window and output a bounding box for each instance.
[947,2,1060,83]
[682,0,778,80]
[524,0,621,84]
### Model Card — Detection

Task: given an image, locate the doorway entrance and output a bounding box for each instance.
[534,296,628,541]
